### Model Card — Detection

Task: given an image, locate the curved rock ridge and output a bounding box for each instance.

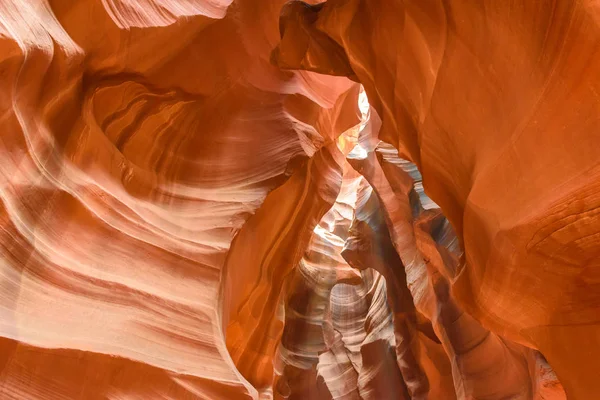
[0,0,359,398]
[268,160,411,400]
[272,166,362,399]
[100,0,234,28]
[0,0,593,399]
[344,140,566,400]
[274,1,599,398]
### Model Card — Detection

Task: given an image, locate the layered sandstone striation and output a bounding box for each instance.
[274,1,599,399]
[0,0,596,399]
[0,0,358,398]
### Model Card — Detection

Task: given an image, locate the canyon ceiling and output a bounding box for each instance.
[0,0,598,399]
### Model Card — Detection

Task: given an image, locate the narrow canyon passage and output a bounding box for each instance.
[0,0,598,399]
[222,89,566,399]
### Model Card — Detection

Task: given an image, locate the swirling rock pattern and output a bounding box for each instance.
[0,0,594,399]
[1,0,358,398]
[275,0,599,399]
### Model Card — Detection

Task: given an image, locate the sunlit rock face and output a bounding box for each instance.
[0,0,594,399]
[0,0,358,398]
[274,1,600,399]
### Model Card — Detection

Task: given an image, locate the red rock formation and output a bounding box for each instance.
[0,0,593,399]
[275,1,598,399]
[0,0,358,398]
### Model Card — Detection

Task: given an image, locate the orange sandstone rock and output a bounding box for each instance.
[0,0,592,398]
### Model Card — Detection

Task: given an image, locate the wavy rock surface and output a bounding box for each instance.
[0,0,594,399]
[275,1,599,399]
[0,0,359,398]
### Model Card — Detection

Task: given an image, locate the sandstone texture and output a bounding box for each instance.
[0,0,596,399]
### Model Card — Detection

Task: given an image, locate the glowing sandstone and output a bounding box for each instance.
[275,1,599,399]
[0,0,357,398]
[0,0,595,399]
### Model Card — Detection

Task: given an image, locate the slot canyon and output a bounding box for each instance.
[0,0,598,399]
